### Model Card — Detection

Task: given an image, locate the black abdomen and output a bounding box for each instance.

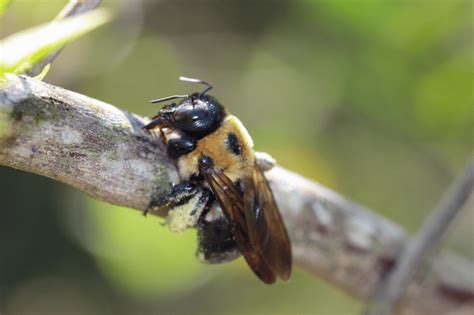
[197,216,240,264]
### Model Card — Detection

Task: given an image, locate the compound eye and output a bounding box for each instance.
[173,104,208,125]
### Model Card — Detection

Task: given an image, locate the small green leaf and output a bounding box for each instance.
[0,0,13,16]
[0,8,111,77]
[33,63,51,81]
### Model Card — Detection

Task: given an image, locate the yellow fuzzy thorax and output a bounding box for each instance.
[177,115,254,182]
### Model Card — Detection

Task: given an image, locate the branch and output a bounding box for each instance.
[0,74,176,210]
[365,158,474,315]
[0,75,473,315]
[26,0,102,77]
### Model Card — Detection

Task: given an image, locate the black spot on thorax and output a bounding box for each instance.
[226,132,242,155]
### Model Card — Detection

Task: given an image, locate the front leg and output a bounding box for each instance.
[145,181,197,216]
[145,180,212,233]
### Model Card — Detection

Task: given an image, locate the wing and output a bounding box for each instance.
[203,166,278,284]
[244,161,292,281]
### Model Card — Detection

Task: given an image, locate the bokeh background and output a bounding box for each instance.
[1,0,473,314]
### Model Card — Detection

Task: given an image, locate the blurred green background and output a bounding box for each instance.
[1,0,473,314]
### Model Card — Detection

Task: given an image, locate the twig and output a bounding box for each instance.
[0,75,473,315]
[26,0,102,77]
[364,157,474,315]
[55,0,103,20]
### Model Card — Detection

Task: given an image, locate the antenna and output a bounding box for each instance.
[179,76,213,98]
[150,94,188,104]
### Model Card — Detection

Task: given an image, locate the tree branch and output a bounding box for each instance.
[0,75,473,315]
[26,0,103,77]
[0,74,176,210]
[365,157,474,315]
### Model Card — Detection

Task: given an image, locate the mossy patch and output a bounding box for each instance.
[0,105,12,140]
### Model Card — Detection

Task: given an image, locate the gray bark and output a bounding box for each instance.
[1,75,473,315]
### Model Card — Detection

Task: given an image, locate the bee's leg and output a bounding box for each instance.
[167,136,196,158]
[190,189,211,216]
[142,116,162,130]
[166,187,212,233]
[145,181,198,216]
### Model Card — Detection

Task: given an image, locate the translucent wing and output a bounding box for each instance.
[203,166,277,284]
[244,161,292,281]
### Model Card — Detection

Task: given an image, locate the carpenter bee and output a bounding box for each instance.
[143,77,291,284]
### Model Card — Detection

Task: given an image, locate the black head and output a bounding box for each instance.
[149,77,226,139]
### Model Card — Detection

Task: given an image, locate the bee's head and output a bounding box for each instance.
[149,77,226,139]
[166,94,225,138]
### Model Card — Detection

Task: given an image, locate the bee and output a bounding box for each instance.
[143,77,292,284]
